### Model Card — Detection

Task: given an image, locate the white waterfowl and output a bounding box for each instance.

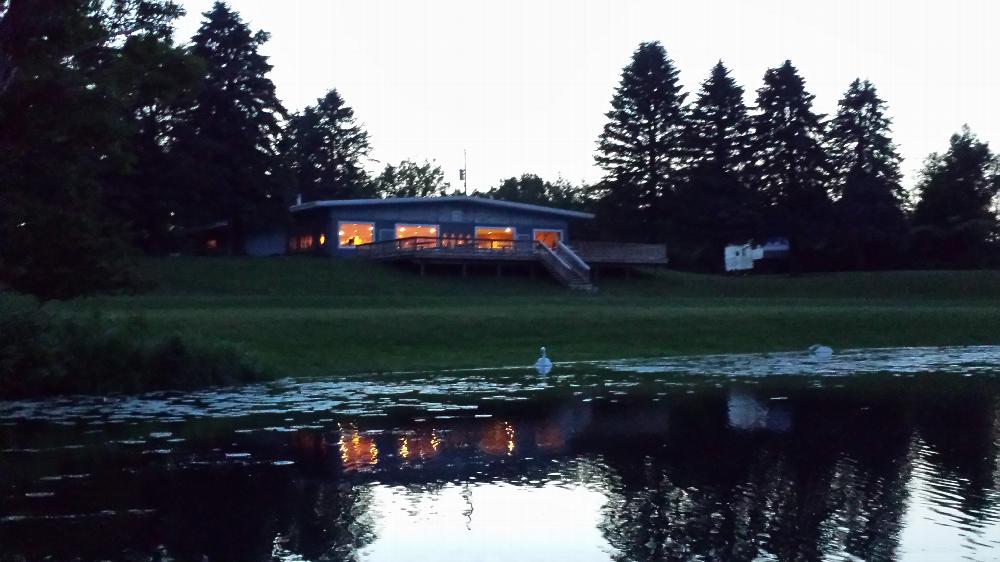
[534,347,553,375]
[809,344,833,359]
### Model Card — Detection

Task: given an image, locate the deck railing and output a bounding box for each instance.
[356,237,539,259]
[570,241,668,264]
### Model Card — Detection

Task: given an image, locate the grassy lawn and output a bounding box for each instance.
[7,257,1000,377]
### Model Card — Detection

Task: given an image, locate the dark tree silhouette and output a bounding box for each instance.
[484,174,587,209]
[0,0,183,298]
[594,41,687,242]
[675,61,760,269]
[285,89,374,201]
[827,79,908,269]
[171,1,286,254]
[374,159,450,197]
[749,61,833,271]
[912,126,1000,267]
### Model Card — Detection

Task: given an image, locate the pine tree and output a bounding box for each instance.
[172,2,286,254]
[285,89,373,201]
[750,60,833,271]
[374,160,450,198]
[594,41,687,242]
[912,126,1000,266]
[675,61,758,269]
[827,79,907,269]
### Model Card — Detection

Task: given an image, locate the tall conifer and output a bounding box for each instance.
[827,79,907,268]
[286,89,373,201]
[172,2,286,254]
[594,42,687,242]
[676,61,758,268]
[750,60,833,270]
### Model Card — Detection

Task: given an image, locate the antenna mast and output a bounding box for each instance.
[462,149,468,195]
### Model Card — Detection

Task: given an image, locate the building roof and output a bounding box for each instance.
[289,195,595,220]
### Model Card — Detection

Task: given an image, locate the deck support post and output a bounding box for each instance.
[529,266,535,279]
[461,264,468,277]
[496,264,502,278]
[625,267,631,279]
[419,263,426,277]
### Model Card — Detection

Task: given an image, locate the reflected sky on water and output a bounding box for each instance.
[2,346,1000,561]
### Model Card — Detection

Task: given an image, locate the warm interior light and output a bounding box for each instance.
[396,224,439,242]
[504,227,512,233]
[338,223,374,247]
[319,234,326,245]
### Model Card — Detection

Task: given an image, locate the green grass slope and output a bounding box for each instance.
[11,257,1000,377]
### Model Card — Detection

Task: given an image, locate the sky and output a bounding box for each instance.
[174,0,1000,195]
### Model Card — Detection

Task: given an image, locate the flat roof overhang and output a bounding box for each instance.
[290,195,594,220]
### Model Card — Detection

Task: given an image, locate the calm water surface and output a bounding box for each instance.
[3,346,1000,561]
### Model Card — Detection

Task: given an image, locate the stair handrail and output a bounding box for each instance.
[555,241,590,278]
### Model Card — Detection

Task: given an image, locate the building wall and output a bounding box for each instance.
[292,200,576,257]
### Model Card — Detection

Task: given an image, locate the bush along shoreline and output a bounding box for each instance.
[0,308,264,399]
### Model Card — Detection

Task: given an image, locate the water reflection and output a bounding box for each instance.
[2,348,1000,560]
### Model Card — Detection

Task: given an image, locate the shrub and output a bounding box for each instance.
[0,309,263,398]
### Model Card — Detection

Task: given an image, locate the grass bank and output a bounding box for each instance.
[4,257,1000,379]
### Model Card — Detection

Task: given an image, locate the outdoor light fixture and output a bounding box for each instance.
[319,234,326,245]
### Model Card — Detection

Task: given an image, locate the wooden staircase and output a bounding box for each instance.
[536,242,595,291]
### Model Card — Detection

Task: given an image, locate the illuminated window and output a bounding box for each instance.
[396,224,438,238]
[395,224,439,247]
[475,226,515,250]
[338,222,374,248]
[534,229,562,249]
[299,235,314,250]
[205,239,218,250]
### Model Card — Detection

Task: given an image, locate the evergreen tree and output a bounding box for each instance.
[0,0,183,298]
[375,160,450,198]
[750,60,833,271]
[285,89,373,201]
[675,61,758,269]
[172,2,286,254]
[912,126,1000,266]
[827,79,908,269]
[594,41,687,242]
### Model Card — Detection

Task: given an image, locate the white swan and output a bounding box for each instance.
[809,344,833,359]
[535,347,553,375]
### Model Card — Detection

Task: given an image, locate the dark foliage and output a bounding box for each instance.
[827,79,908,269]
[912,126,1000,267]
[674,61,760,270]
[749,61,834,271]
[285,89,374,201]
[0,0,183,298]
[483,174,588,209]
[594,42,687,242]
[170,1,287,254]
[374,159,451,198]
[0,308,262,398]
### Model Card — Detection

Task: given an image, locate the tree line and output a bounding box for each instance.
[0,3,997,299]
[593,42,1000,272]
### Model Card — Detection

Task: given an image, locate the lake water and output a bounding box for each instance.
[3,346,1000,561]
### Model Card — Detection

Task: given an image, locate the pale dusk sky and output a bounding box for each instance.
[175,0,1000,195]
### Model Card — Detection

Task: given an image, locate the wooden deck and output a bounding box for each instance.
[355,238,668,267]
[570,241,669,265]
